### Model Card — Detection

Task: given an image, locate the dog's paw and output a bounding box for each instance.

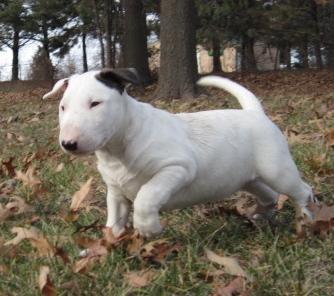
[133,213,163,237]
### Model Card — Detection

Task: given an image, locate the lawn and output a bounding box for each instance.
[0,70,333,295]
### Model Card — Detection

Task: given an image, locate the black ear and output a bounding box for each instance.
[95,68,139,94]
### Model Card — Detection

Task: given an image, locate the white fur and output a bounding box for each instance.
[44,71,315,237]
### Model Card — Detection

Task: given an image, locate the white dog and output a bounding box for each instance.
[43,68,315,237]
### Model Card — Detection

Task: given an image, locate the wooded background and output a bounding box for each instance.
[0,0,333,98]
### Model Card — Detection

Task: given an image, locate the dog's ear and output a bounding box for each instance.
[43,78,69,99]
[95,68,139,94]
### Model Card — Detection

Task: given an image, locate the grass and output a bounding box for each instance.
[0,72,333,295]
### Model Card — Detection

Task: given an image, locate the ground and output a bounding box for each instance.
[0,70,333,295]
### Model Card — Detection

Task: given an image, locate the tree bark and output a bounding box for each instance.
[212,36,222,73]
[156,0,197,99]
[123,0,151,84]
[11,28,20,81]
[82,32,88,72]
[92,0,105,67]
[241,36,257,71]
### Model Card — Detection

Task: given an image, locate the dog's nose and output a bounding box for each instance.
[61,140,78,151]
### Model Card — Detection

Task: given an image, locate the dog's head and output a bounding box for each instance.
[43,68,138,155]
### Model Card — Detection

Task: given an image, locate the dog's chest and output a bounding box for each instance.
[96,153,148,201]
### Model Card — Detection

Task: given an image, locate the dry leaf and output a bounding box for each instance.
[212,276,246,296]
[124,269,156,288]
[127,231,145,255]
[205,249,251,281]
[5,227,55,256]
[1,157,16,177]
[276,195,289,210]
[15,165,41,188]
[70,177,93,212]
[308,202,334,237]
[73,242,108,273]
[139,238,181,264]
[0,196,33,222]
[0,264,8,274]
[325,129,334,147]
[0,179,17,195]
[38,266,56,296]
[55,163,64,172]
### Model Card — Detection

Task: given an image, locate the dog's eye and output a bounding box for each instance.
[90,101,102,109]
[61,105,65,111]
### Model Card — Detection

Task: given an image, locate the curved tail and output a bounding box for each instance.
[197,76,264,113]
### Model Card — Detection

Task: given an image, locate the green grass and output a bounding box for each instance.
[0,77,333,295]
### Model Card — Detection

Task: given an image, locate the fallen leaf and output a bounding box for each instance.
[0,264,8,274]
[55,163,64,172]
[276,195,289,210]
[139,238,181,264]
[212,276,246,296]
[70,177,94,212]
[38,266,56,296]
[205,249,251,281]
[0,179,17,195]
[127,231,145,255]
[5,227,55,256]
[0,196,33,222]
[73,241,108,273]
[124,269,156,288]
[308,202,334,237]
[325,129,334,147]
[15,165,41,188]
[1,157,16,177]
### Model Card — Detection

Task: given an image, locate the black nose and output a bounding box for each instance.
[61,140,78,151]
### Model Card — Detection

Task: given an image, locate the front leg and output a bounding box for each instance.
[106,184,130,237]
[133,165,195,237]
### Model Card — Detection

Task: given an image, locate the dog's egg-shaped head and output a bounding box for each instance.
[43,68,138,155]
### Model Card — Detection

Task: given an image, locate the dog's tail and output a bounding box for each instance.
[197,76,264,113]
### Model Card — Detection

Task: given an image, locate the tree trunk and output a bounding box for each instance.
[314,41,323,69]
[42,19,50,60]
[299,38,309,68]
[82,32,88,72]
[123,0,151,84]
[212,36,222,73]
[241,36,257,71]
[92,0,105,67]
[310,0,323,69]
[11,28,20,81]
[105,0,113,67]
[284,44,291,69]
[156,0,197,99]
[325,44,334,68]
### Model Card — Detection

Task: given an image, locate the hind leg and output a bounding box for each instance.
[244,179,280,219]
[256,156,316,218]
[244,179,279,207]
